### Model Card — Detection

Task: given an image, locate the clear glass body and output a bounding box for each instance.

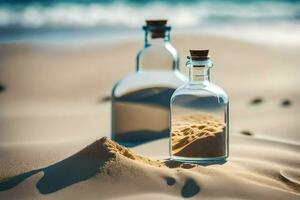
[170,58,229,163]
[111,25,187,147]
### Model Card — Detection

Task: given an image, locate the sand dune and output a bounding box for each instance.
[0,137,299,199]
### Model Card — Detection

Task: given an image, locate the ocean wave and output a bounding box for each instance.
[0,1,300,47]
[0,1,299,28]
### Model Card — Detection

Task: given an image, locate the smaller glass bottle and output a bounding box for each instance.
[170,50,229,163]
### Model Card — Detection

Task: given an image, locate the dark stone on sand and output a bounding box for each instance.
[240,130,253,136]
[281,99,292,107]
[99,96,111,103]
[164,160,182,168]
[250,97,263,105]
[180,163,196,169]
[181,179,200,198]
[165,177,176,186]
[0,84,5,93]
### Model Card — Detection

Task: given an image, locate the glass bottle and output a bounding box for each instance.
[111,20,187,147]
[170,50,229,163]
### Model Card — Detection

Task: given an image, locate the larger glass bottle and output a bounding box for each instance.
[170,50,229,163]
[111,20,186,147]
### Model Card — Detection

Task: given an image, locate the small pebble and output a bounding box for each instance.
[165,177,176,186]
[240,130,253,136]
[164,160,181,168]
[180,163,196,169]
[0,84,5,93]
[99,96,111,103]
[181,179,201,198]
[250,97,263,105]
[281,99,292,107]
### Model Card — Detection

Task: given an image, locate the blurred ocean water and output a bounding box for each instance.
[0,0,299,46]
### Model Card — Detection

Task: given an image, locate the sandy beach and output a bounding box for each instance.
[0,34,299,199]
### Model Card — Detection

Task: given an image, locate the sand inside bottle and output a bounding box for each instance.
[113,86,176,146]
[171,113,226,158]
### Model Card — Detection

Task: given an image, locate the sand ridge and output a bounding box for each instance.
[99,137,164,168]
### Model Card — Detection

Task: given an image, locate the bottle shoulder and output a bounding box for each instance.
[112,71,187,97]
[171,81,229,103]
[137,42,179,64]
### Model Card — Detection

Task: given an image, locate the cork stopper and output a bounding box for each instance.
[145,19,169,39]
[189,50,210,61]
[146,20,168,27]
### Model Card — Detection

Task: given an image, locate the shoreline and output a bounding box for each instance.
[1,29,300,50]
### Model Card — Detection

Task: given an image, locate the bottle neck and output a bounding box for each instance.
[186,57,213,83]
[136,26,179,72]
[144,28,171,47]
[189,67,211,82]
